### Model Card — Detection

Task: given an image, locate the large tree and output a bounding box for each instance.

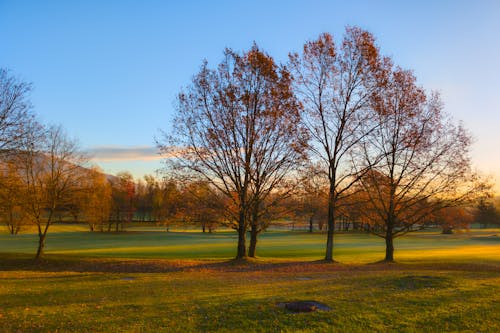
[289,28,385,261]
[161,44,307,259]
[358,66,488,262]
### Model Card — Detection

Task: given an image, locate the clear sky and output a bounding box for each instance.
[1,0,499,192]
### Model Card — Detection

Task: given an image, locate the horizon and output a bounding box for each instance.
[1,1,499,193]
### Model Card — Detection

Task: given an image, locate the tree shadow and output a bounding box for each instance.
[1,253,498,274]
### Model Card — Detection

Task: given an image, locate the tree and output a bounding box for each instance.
[135,175,157,222]
[109,171,136,231]
[474,199,500,228]
[0,69,36,233]
[358,66,489,262]
[289,28,385,261]
[152,177,182,231]
[0,68,34,155]
[0,160,29,234]
[161,44,306,259]
[183,180,224,233]
[16,124,88,259]
[80,167,113,232]
[435,206,473,234]
[298,164,328,233]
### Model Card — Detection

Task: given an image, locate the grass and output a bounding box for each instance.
[1,225,499,263]
[0,225,499,332]
[0,259,498,332]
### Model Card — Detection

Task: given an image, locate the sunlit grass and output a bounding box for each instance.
[1,226,499,263]
[0,225,498,332]
[0,262,498,332]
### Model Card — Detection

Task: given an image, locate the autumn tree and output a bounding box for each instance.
[434,206,474,234]
[80,166,113,232]
[0,160,29,234]
[183,180,224,233]
[161,44,307,259]
[289,28,385,261]
[16,124,88,259]
[109,171,136,231]
[358,66,489,262]
[152,177,182,231]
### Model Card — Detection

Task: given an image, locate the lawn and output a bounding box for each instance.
[0,226,499,332]
[1,225,499,263]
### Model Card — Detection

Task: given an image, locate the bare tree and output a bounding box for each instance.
[358,67,490,262]
[16,124,88,259]
[0,69,34,154]
[0,69,37,231]
[289,28,385,261]
[160,44,306,259]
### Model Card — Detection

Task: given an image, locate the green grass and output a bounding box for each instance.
[0,260,498,332]
[1,225,499,263]
[1,226,499,332]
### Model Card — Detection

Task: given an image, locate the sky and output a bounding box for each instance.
[1,0,499,192]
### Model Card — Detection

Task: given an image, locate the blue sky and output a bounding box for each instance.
[1,0,499,191]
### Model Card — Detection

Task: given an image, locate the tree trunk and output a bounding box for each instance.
[384,221,395,262]
[236,225,246,259]
[325,184,335,262]
[36,233,46,259]
[309,215,313,233]
[248,225,258,257]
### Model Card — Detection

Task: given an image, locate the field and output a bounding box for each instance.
[1,226,499,332]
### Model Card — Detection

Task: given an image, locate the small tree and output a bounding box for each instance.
[152,177,182,231]
[80,167,113,232]
[183,180,224,233]
[16,124,88,259]
[474,199,500,228]
[435,206,474,234]
[109,172,136,231]
[0,160,29,234]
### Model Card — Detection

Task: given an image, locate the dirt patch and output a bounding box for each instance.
[277,301,332,312]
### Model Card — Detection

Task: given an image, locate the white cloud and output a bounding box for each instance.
[88,145,161,162]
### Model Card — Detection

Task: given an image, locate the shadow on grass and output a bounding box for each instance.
[1,253,499,274]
